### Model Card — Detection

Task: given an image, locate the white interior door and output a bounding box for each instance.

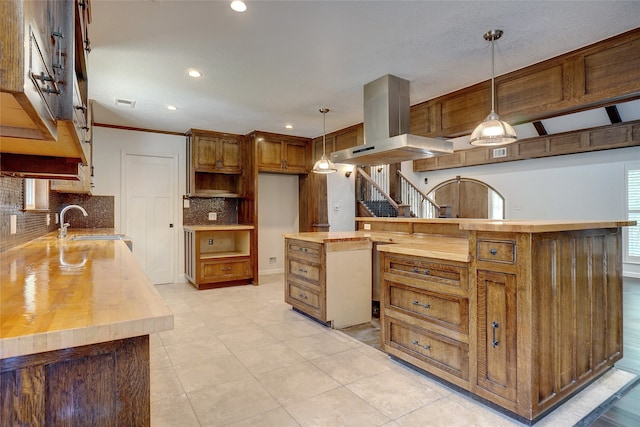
[123,153,176,284]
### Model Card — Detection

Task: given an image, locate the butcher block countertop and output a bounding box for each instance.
[355,217,636,233]
[0,229,174,360]
[183,224,254,231]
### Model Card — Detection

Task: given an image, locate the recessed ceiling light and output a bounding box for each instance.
[188,69,202,78]
[230,0,247,12]
[285,124,293,129]
[167,105,178,111]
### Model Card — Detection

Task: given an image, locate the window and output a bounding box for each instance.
[625,164,640,264]
[24,178,49,211]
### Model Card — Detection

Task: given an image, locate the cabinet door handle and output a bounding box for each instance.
[411,340,430,350]
[491,321,499,347]
[490,248,497,255]
[412,300,430,309]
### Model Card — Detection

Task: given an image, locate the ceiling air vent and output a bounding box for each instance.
[114,98,136,108]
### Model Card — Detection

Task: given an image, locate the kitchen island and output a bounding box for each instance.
[0,230,174,426]
[285,218,634,423]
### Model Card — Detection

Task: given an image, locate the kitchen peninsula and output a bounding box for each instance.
[284,217,634,423]
[0,230,174,425]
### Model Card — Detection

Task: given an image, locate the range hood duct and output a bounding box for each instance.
[330,74,453,165]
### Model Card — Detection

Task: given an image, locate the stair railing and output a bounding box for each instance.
[356,167,399,215]
[396,169,440,218]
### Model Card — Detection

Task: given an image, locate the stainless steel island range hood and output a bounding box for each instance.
[330,74,453,166]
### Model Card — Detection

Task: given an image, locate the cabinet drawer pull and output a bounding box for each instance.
[490,248,497,255]
[412,266,419,273]
[298,293,308,300]
[298,268,308,274]
[491,321,499,348]
[221,267,232,271]
[412,300,431,309]
[411,340,430,350]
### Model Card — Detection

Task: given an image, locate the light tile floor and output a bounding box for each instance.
[150,274,636,427]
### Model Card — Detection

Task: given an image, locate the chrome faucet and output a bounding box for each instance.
[58,205,88,238]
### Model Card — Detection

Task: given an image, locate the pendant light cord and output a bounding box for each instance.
[490,35,496,114]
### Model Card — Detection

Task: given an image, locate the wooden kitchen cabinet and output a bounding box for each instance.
[184,225,254,289]
[370,218,626,422]
[284,236,371,328]
[191,130,241,174]
[186,129,243,197]
[380,251,471,387]
[256,133,309,174]
[0,0,92,178]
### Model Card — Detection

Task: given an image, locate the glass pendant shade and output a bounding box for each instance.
[469,111,517,146]
[312,108,337,174]
[470,29,517,147]
[312,154,337,174]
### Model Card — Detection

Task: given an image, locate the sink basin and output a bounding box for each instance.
[72,234,126,241]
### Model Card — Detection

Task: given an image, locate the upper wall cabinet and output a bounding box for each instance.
[186,129,244,197]
[0,0,91,178]
[190,130,241,174]
[255,132,310,174]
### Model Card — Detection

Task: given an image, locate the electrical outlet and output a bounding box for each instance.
[208,239,214,245]
[46,213,50,226]
[208,212,217,221]
[55,213,59,224]
[363,223,371,230]
[183,199,190,208]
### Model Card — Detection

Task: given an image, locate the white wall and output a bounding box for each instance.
[400,146,640,277]
[92,126,186,283]
[258,173,299,275]
[327,164,357,231]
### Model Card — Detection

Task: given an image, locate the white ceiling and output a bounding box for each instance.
[88,0,640,143]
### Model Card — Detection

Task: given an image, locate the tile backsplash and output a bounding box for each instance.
[0,176,114,252]
[183,197,238,225]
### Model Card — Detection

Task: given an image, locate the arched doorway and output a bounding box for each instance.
[427,176,505,219]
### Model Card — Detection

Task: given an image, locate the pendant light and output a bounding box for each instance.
[469,29,517,146]
[312,108,337,174]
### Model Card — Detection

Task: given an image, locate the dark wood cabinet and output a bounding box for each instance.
[192,133,241,174]
[187,129,243,197]
[476,269,517,402]
[0,336,150,426]
[257,133,309,174]
[0,0,92,178]
[373,219,626,422]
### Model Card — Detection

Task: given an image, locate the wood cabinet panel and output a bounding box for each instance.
[386,281,468,334]
[531,230,623,412]
[476,269,517,402]
[0,336,150,426]
[257,133,309,174]
[184,227,254,288]
[385,317,469,380]
[498,64,566,115]
[583,37,640,96]
[201,257,251,283]
[286,281,322,317]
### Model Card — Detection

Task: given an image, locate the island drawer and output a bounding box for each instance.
[477,239,516,264]
[384,316,469,381]
[200,257,251,283]
[286,281,322,317]
[384,281,469,335]
[287,258,322,288]
[287,239,323,262]
[383,254,468,292]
